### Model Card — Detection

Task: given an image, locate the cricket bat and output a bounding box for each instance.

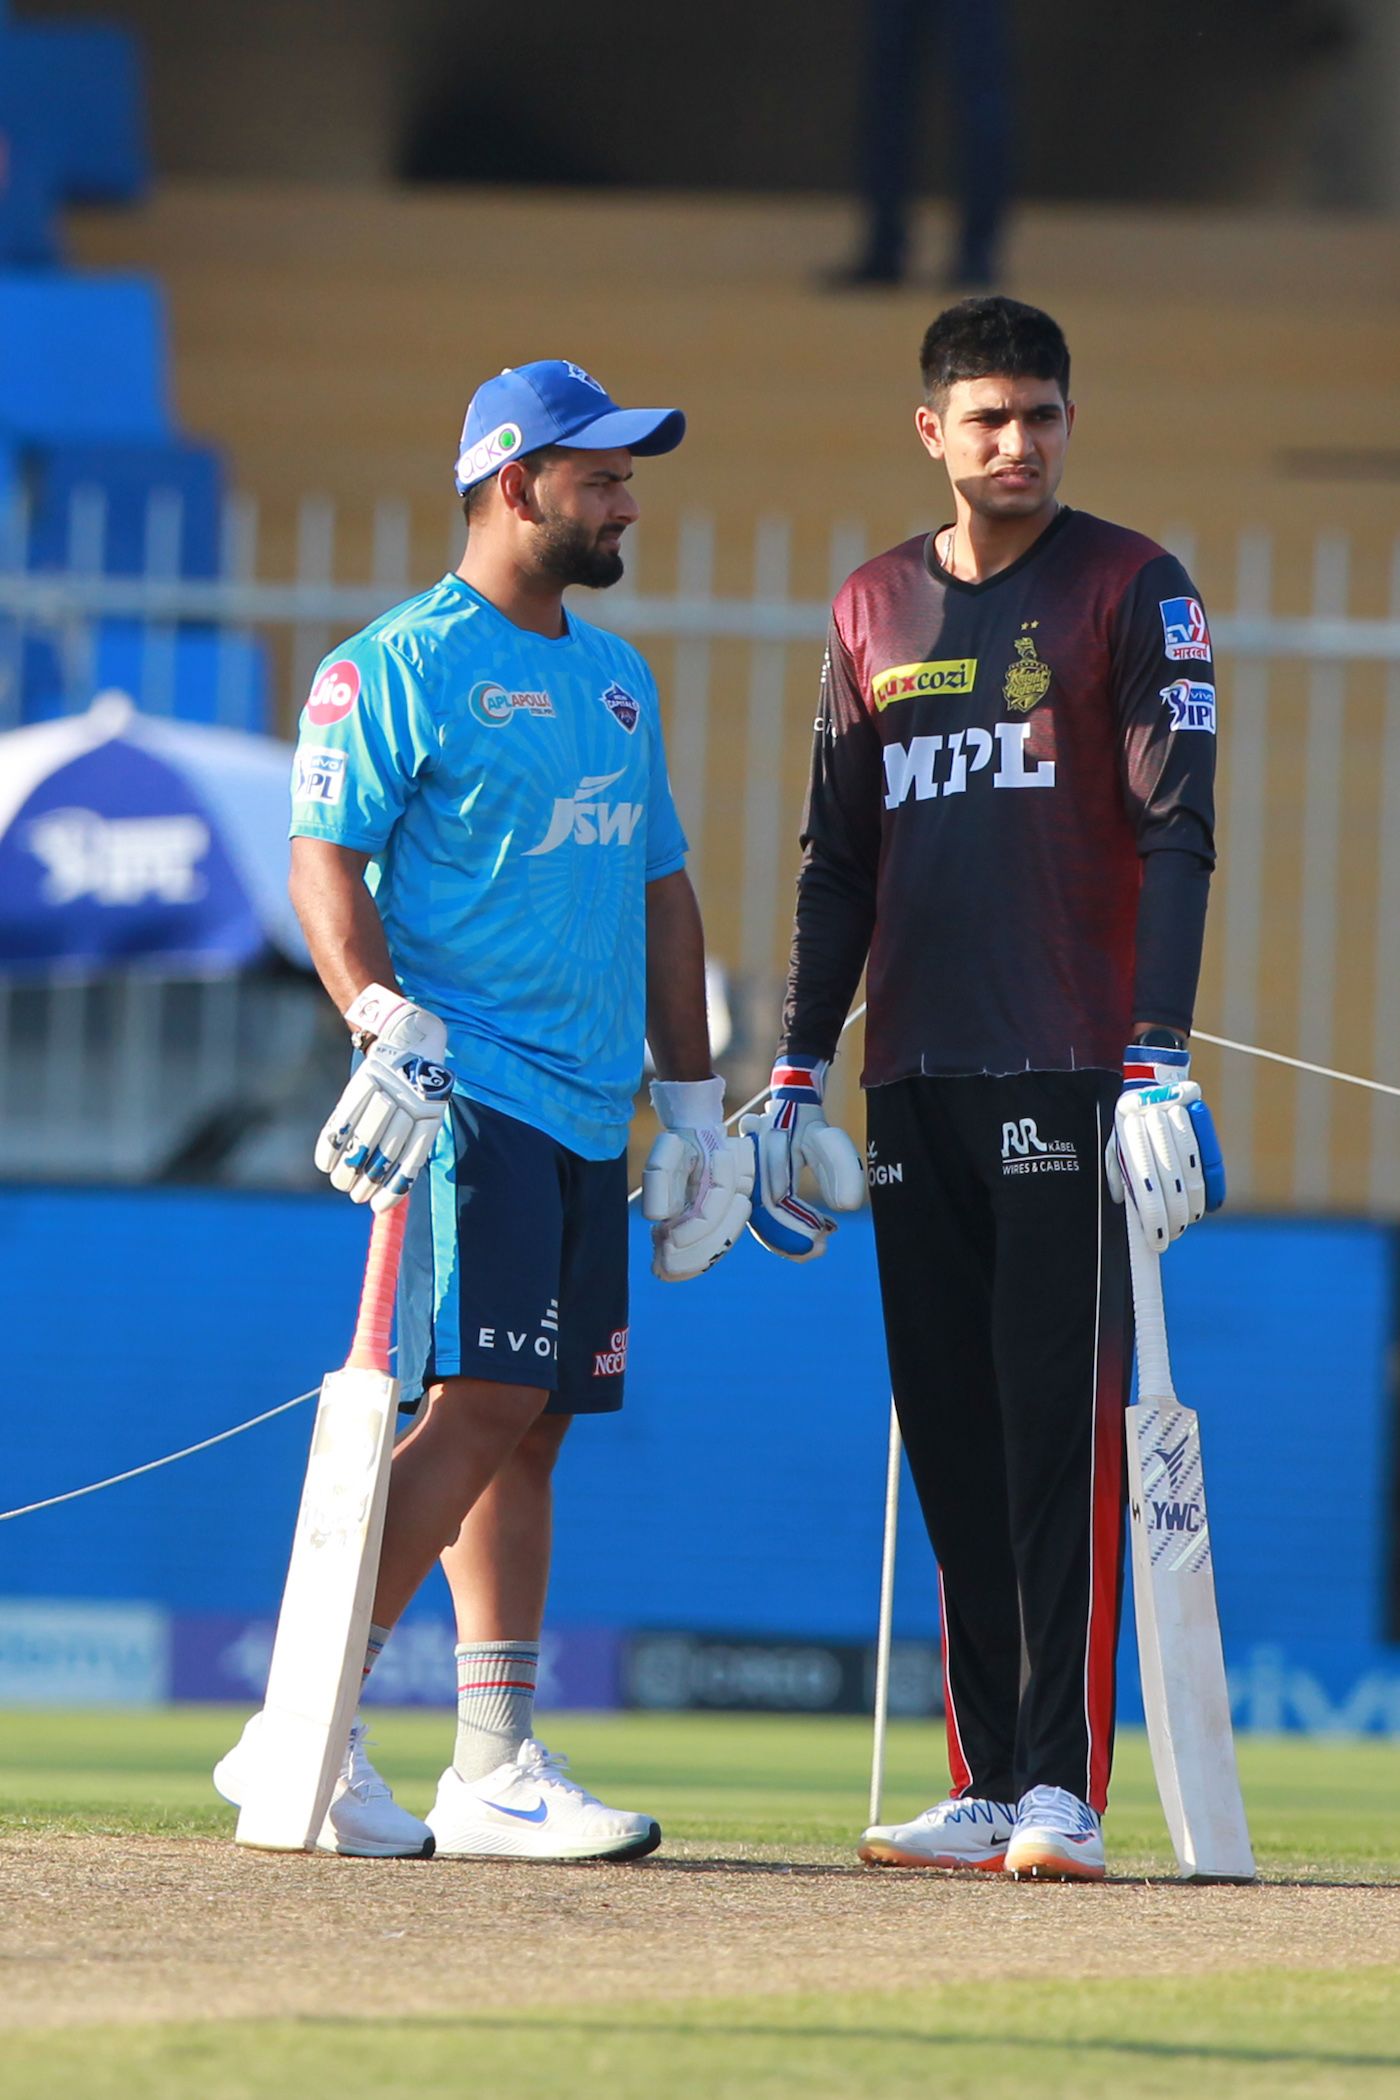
[1126,1216,1256,1883]
[235,1202,407,1852]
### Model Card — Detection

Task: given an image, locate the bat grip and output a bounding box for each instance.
[344,1202,408,1374]
[1127,1211,1177,1404]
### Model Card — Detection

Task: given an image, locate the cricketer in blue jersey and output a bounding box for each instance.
[214,362,752,1866]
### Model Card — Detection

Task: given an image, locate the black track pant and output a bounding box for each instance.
[866,1072,1130,1813]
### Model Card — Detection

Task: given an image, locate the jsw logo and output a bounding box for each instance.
[524,771,644,857]
[1151,1499,1204,1534]
[883,722,1054,808]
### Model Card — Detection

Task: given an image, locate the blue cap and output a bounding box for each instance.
[454,360,685,492]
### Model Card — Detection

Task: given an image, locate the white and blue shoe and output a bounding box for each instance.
[427,1737,661,1862]
[1005,1784,1105,1881]
[214,1711,435,1859]
[859,1795,1014,1872]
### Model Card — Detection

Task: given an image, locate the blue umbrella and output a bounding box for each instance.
[0,692,309,974]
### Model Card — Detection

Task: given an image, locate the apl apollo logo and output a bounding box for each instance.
[467,680,555,728]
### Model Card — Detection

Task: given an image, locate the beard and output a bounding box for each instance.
[531,506,625,590]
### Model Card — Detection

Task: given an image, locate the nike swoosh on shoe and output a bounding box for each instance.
[480,1797,549,1823]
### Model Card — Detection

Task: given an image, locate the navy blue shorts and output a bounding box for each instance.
[397,1095,629,1416]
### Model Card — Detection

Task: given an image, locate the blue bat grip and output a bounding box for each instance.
[1188,1096,1226,1212]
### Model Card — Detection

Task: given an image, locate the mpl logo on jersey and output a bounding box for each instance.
[306,658,361,725]
[599,681,640,733]
[293,747,347,805]
[1159,596,1212,662]
[467,679,556,728]
[524,771,644,856]
[871,658,977,711]
[883,722,1054,807]
[1160,678,1216,733]
[593,1327,629,1378]
[1000,1119,1079,1176]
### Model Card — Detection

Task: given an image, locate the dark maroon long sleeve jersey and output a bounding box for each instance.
[782,507,1217,1081]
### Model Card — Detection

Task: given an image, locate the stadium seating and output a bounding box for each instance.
[25,439,224,578]
[0,15,147,264]
[0,21,254,724]
[0,276,170,445]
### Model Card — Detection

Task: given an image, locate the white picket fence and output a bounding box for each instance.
[2,493,1399,1209]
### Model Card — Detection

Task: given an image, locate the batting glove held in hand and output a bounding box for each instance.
[1105,1040,1226,1251]
[740,1056,866,1262]
[315,983,453,1214]
[643,1076,755,1282]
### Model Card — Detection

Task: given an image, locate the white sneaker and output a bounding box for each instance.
[213,1711,435,1859]
[1005,1784,1105,1881]
[427,1736,661,1862]
[859,1796,1014,1871]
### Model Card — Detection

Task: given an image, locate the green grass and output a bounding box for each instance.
[2,1706,1398,1878]
[3,1709,1400,2097]
[3,1974,1400,2100]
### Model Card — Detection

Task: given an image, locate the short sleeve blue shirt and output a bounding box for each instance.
[289,574,688,1159]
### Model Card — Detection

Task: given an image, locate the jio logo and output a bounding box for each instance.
[307,659,361,725]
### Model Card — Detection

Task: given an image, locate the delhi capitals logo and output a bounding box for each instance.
[600,682,640,733]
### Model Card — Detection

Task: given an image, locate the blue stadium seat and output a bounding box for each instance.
[0,80,62,265]
[7,24,148,203]
[16,624,270,734]
[0,433,17,523]
[26,440,226,579]
[0,276,170,443]
[92,624,270,733]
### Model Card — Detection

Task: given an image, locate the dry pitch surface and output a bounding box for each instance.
[4,1713,1399,2098]
[3,1831,1400,2034]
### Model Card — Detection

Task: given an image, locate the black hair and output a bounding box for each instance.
[461,443,568,526]
[919,297,1071,408]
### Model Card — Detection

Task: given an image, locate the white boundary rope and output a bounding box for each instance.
[1191,1029,1400,1100]
[3,1007,1393,1526]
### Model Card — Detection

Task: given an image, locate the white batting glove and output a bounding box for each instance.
[739,1056,865,1262]
[642,1076,754,1282]
[1105,1039,1226,1251]
[315,983,454,1214]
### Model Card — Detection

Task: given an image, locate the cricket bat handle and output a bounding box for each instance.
[345,1202,408,1374]
[1126,1211,1176,1404]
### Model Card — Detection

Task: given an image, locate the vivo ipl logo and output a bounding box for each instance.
[1160,679,1216,733]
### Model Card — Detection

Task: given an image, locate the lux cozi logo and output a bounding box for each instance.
[882,723,1054,808]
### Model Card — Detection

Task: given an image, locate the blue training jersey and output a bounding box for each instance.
[288,573,688,1159]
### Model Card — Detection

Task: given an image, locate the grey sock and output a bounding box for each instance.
[453,1640,540,1782]
[361,1621,392,1687]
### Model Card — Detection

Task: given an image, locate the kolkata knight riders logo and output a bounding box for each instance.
[1003,622,1052,713]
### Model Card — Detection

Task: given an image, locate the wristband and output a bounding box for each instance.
[344,982,411,1045]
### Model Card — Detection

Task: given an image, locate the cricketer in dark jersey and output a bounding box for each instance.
[784,507,1215,1081]
[780,505,1217,1834]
